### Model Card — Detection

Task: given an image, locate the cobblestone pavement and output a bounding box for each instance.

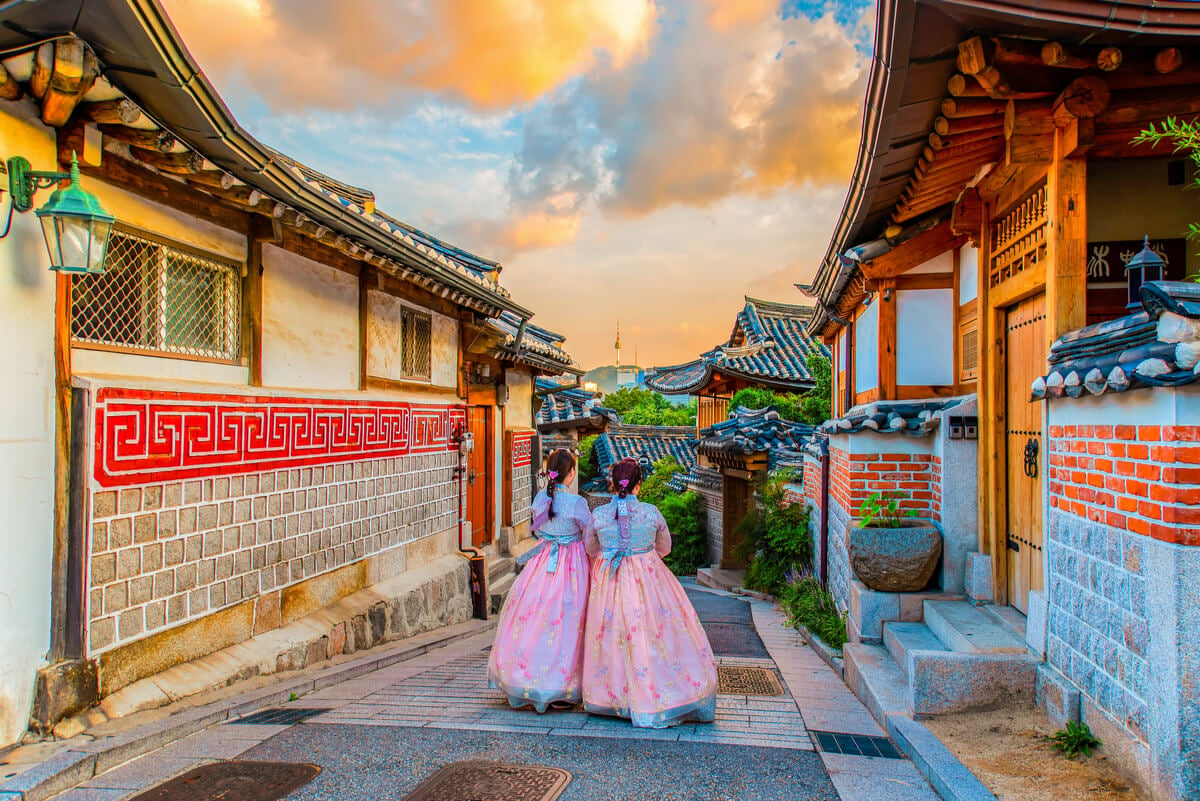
[47,584,940,801]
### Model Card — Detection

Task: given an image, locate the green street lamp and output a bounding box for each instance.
[3,152,115,274]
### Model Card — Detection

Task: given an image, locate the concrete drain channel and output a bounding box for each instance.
[716,665,784,696]
[402,761,572,801]
[127,761,321,800]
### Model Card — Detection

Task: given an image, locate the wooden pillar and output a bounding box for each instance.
[878,278,898,401]
[975,209,1006,604]
[49,272,73,660]
[244,216,276,387]
[1045,129,1088,344]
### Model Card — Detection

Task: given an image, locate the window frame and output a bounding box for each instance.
[70,225,244,366]
[398,304,433,381]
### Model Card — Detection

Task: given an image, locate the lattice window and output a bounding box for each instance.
[401,306,432,379]
[71,229,242,361]
[960,322,979,382]
[989,183,1047,289]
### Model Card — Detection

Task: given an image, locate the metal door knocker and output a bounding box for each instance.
[1023,437,1040,478]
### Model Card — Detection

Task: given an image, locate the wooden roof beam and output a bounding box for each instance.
[129,146,204,174]
[41,39,98,127]
[942,96,1005,120]
[97,124,175,152]
[934,114,1004,137]
[0,61,20,101]
[77,98,142,125]
[1098,83,1200,127]
[860,221,963,280]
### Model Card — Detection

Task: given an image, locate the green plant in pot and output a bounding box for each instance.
[846,491,942,593]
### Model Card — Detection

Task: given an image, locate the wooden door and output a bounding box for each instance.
[721,475,752,569]
[467,406,492,547]
[1004,294,1046,614]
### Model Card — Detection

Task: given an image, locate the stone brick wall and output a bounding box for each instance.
[1047,423,1200,545]
[1046,507,1149,742]
[828,448,940,522]
[87,452,459,654]
[693,484,722,568]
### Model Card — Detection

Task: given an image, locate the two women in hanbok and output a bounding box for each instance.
[488,450,716,728]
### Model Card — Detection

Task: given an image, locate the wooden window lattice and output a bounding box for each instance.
[71,228,242,361]
[960,323,979,382]
[401,306,432,379]
[989,184,1048,289]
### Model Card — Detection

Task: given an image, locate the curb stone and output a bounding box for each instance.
[888,716,998,801]
[0,618,495,801]
[793,622,845,678]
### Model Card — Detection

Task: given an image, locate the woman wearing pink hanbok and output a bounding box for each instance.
[488,449,592,712]
[582,458,717,728]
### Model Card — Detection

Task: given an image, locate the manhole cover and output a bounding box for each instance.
[717,665,784,696]
[128,761,320,801]
[403,760,571,801]
[231,708,325,725]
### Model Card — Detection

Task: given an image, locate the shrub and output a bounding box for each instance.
[779,571,847,651]
[726,353,832,428]
[660,490,706,576]
[639,456,686,505]
[577,434,599,483]
[738,469,813,595]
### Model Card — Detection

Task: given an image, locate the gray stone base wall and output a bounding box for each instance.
[1046,508,1149,741]
[695,485,722,568]
[809,494,851,612]
[87,452,460,656]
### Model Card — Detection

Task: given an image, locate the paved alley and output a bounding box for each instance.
[43,585,939,801]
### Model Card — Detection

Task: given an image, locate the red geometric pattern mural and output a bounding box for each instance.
[511,430,534,469]
[94,387,467,487]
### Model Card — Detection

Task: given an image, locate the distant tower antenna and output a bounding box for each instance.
[615,321,622,369]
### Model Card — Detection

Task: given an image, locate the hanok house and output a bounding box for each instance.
[584,423,698,499]
[800,1,1200,797]
[646,297,827,575]
[533,377,618,492]
[0,2,574,747]
[694,407,812,580]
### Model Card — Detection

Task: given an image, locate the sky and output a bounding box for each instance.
[160,0,874,370]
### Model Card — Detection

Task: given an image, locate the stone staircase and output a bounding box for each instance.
[484,527,540,616]
[844,599,1039,724]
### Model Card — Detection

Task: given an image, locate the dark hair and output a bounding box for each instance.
[544,449,576,519]
[610,458,642,500]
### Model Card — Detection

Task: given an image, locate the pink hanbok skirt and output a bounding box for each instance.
[487,540,590,711]
[582,552,717,728]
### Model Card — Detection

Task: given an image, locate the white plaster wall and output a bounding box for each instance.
[261,245,359,391]
[829,430,934,456]
[959,245,979,305]
[855,302,879,393]
[0,100,57,746]
[1088,158,1200,277]
[1048,385,1200,428]
[909,250,954,274]
[431,313,458,389]
[506,369,534,428]
[89,178,245,263]
[72,349,249,385]
[897,289,954,386]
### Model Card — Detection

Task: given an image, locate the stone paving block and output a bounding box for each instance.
[889,717,998,801]
[40,790,129,801]
[81,756,207,791]
[820,752,940,801]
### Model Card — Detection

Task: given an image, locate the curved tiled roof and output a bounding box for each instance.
[818,398,973,438]
[586,424,698,489]
[645,297,829,394]
[489,312,579,374]
[698,406,814,457]
[535,378,619,429]
[1033,281,1200,400]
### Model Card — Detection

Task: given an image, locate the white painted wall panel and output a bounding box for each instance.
[959,245,979,305]
[431,313,458,388]
[0,100,57,746]
[262,245,359,391]
[909,250,954,274]
[897,289,954,386]
[855,302,879,393]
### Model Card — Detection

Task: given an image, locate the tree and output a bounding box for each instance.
[602,387,696,426]
[799,352,832,427]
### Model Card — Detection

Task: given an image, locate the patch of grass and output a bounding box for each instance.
[288,692,299,702]
[779,571,847,651]
[1049,721,1102,759]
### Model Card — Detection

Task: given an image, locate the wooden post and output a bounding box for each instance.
[1045,128,1088,343]
[244,216,276,386]
[358,266,373,390]
[952,248,962,393]
[878,278,897,401]
[974,207,1002,602]
[50,272,73,661]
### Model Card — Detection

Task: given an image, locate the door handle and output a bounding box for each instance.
[1023,437,1039,479]
[468,468,477,486]
[1007,536,1020,553]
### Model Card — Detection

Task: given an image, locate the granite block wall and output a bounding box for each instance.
[1046,508,1149,741]
[87,453,459,655]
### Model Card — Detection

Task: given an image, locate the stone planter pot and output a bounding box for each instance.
[846,520,942,593]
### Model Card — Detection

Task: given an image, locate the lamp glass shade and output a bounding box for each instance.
[34,156,116,274]
[40,213,114,274]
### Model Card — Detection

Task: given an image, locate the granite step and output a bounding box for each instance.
[883,622,949,680]
[488,556,516,583]
[488,571,516,616]
[923,600,1029,655]
[842,642,912,727]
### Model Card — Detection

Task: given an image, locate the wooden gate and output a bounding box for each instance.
[466,406,492,547]
[1004,294,1045,614]
[721,475,752,569]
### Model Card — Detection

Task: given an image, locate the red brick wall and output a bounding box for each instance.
[829,448,940,522]
[803,456,822,508]
[1048,424,1200,545]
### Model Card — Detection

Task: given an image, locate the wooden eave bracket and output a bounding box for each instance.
[860,221,964,280]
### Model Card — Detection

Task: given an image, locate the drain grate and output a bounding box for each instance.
[403,760,571,801]
[812,731,903,760]
[231,707,326,725]
[128,761,320,800]
[716,665,784,696]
